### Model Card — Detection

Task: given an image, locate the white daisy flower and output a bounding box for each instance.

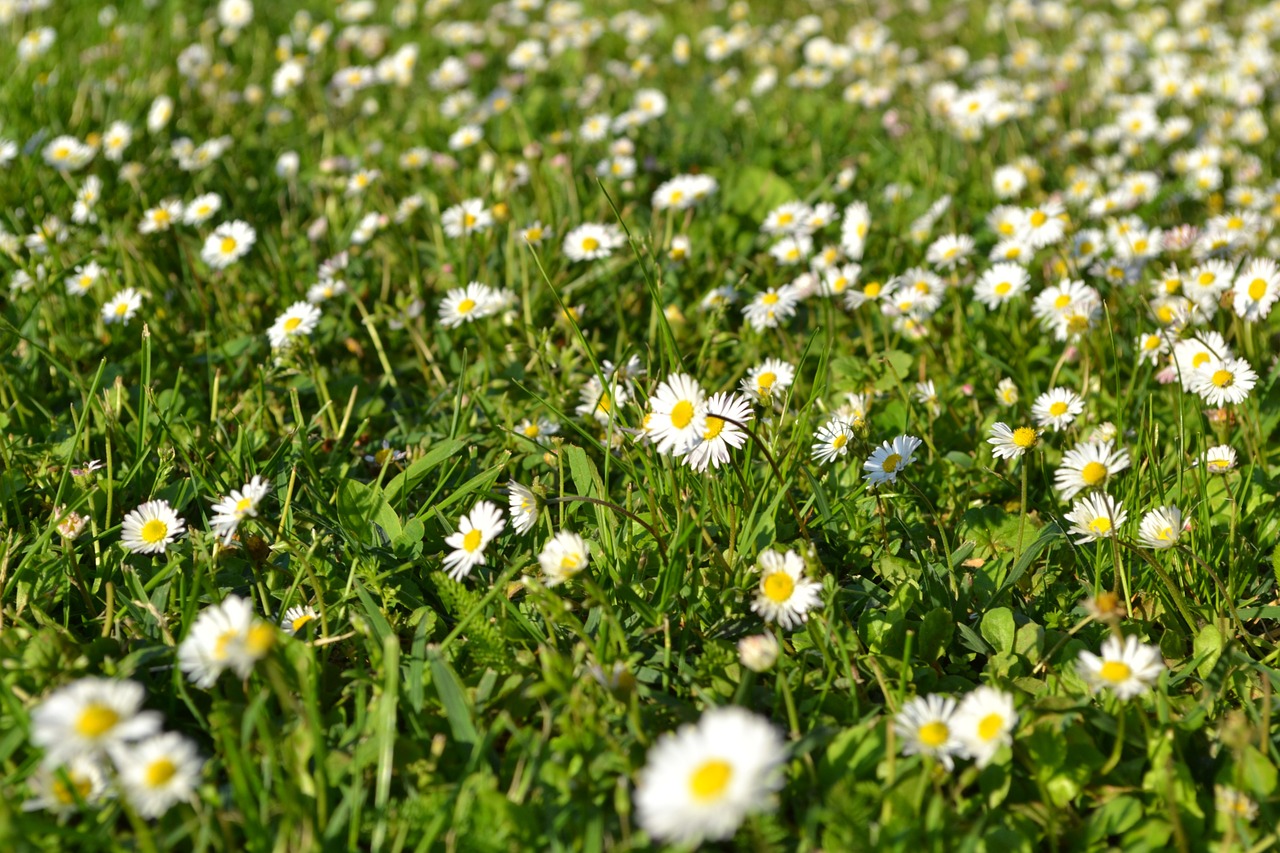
[1077,635,1165,700]
[1137,505,1184,550]
[1064,492,1127,543]
[952,687,1018,768]
[112,732,203,818]
[811,418,855,465]
[749,548,823,629]
[267,301,322,350]
[646,373,708,456]
[281,605,319,635]
[538,531,590,587]
[438,282,500,328]
[442,500,505,581]
[21,755,109,814]
[679,391,752,472]
[209,475,270,545]
[987,423,1039,460]
[1191,356,1257,407]
[120,499,185,554]
[507,482,540,536]
[1233,257,1280,321]
[1053,441,1130,500]
[182,193,222,225]
[29,678,162,764]
[201,220,256,269]
[177,595,276,688]
[894,694,963,770]
[741,358,796,403]
[1204,444,1238,473]
[863,434,923,487]
[1030,387,1084,431]
[102,288,144,325]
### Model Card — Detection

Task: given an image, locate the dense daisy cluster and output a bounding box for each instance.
[3,0,1280,847]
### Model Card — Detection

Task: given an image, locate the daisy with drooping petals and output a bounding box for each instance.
[634,706,786,846]
[177,596,277,687]
[987,423,1039,459]
[209,475,270,545]
[29,678,162,764]
[538,531,590,587]
[113,732,203,818]
[811,418,855,465]
[952,687,1018,768]
[646,373,708,456]
[442,500,505,581]
[750,548,823,629]
[281,605,319,635]
[507,482,540,535]
[121,500,185,554]
[1064,493,1127,543]
[1053,441,1130,500]
[895,694,963,770]
[863,435,922,487]
[680,391,752,472]
[1138,505,1184,550]
[201,220,256,269]
[1031,387,1084,431]
[1077,635,1164,700]
[267,301,322,350]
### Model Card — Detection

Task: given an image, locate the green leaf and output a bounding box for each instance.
[337,478,403,547]
[384,438,467,506]
[916,607,954,662]
[996,523,1062,598]
[428,648,478,745]
[981,607,1016,655]
[1193,623,1225,677]
[1240,745,1277,795]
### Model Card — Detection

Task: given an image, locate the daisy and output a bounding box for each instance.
[29,678,162,764]
[576,374,631,425]
[307,279,348,303]
[520,221,551,244]
[120,500,185,554]
[1135,331,1169,365]
[1031,387,1084,431]
[749,548,823,629]
[974,263,1030,310]
[811,418,855,465]
[1064,493,1127,543]
[1018,200,1066,248]
[139,200,182,234]
[646,374,708,456]
[507,482,540,535]
[113,732,203,818]
[895,694,963,770]
[22,755,109,814]
[1192,356,1258,407]
[1053,441,1130,500]
[209,475,270,545]
[514,416,559,445]
[562,223,623,262]
[182,193,222,225]
[952,687,1018,768]
[634,706,786,845]
[177,595,276,687]
[1216,786,1260,822]
[863,435,922,487]
[762,201,812,236]
[102,288,143,325]
[995,377,1018,407]
[926,233,975,269]
[538,531,590,586]
[1077,635,1164,699]
[442,500,505,581]
[1172,333,1232,390]
[741,358,796,403]
[439,282,500,328]
[441,199,493,238]
[1204,445,1238,473]
[1233,257,1280,321]
[66,262,104,296]
[281,605,319,635]
[987,423,1039,459]
[1137,505,1184,550]
[267,301,322,350]
[201,221,256,269]
[840,201,871,258]
[680,392,752,472]
[742,285,801,331]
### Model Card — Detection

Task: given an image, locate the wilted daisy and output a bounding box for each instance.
[439,282,500,328]
[1064,493,1127,543]
[177,595,276,688]
[863,434,922,487]
[281,605,319,636]
[1191,357,1258,407]
[507,482,540,535]
[267,301,322,350]
[1077,635,1164,699]
[120,499,185,554]
[102,288,143,325]
[442,500,505,581]
[538,531,590,586]
[209,475,270,545]
[680,392,752,472]
[811,418,855,465]
[29,678,162,764]
[113,732,203,818]
[895,694,963,770]
[201,220,256,269]
[987,423,1039,459]
[1137,505,1184,550]
[634,707,786,846]
[1053,441,1130,500]
[750,548,823,629]
[1031,387,1085,431]
[646,373,708,456]
[22,755,109,814]
[952,687,1018,768]
[741,358,796,403]
[1204,444,1238,473]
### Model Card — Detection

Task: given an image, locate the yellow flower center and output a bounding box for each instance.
[763,571,795,603]
[235,497,253,513]
[881,452,902,473]
[1012,427,1037,448]
[1198,271,1215,286]
[214,629,238,660]
[462,528,483,552]
[669,190,684,204]
[704,416,725,440]
[463,213,477,228]
[1088,516,1112,535]
[757,372,777,391]
[689,759,733,801]
[1143,336,1160,350]
[220,236,237,254]
[864,282,881,298]
[994,281,1012,295]
[52,774,93,804]
[831,434,848,450]
[1081,461,1108,485]
[145,758,178,788]
[670,400,695,430]
[1099,660,1131,683]
[581,237,599,252]
[1192,352,1211,368]
[246,624,276,657]
[977,713,1004,742]
[291,614,316,632]
[1249,278,1268,300]
[1164,278,1180,293]
[523,424,540,437]
[999,222,1014,235]
[1049,401,1068,417]
[1053,294,1071,309]
[1211,369,1233,388]
[918,720,950,747]
[284,316,303,332]
[75,704,120,738]
[154,209,170,224]
[776,212,794,226]
[1029,211,1048,227]
[140,519,169,544]
[457,298,477,315]
[1156,526,1172,541]
[115,302,130,316]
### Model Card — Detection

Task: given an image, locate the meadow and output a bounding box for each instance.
[1,0,1279,849]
